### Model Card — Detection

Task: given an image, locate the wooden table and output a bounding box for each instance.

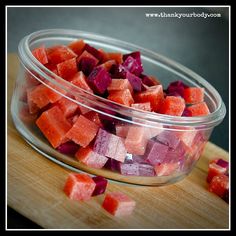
[7,54,229,229]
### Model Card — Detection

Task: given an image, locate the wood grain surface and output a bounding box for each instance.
[7,54,229,229]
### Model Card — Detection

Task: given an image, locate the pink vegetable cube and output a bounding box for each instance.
[144,140,169,165]
[116,124,130,138]
[93,129,127,163]
[125,126,149,155]
[75,146,108,169]
[154,162,179,176]
[119,162,155,176]
[92,176,108,196]
[102,192,136,216]
[155,131,181,149]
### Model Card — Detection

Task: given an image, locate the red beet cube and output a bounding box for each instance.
[56,141,80,155]
[123,55,143,76]
[87,66,112,95]
[92,176,108,196]
[126,71,142,92]
[84,43,104,62]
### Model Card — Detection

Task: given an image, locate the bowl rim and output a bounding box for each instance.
[18,28,226,129]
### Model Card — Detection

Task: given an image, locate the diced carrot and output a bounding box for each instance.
[63,173,96,201]
[57,58,78,81]
[75,146,108,169]
[159,96,185,116]
[107,79,133,93]
[108,89,134,107]
[131,102,151,112]
[56,97,79,118]
[32,45,48,65]
[135,85,164,112]
[187,102,210,116]
[99,60,117,71]
[183,87,204,104]
[66,115,99,147]
[102,192,136,216]
[47,45,77,64]
[68,39,86,56]
[36,106,72,148]
[70,71,93,93]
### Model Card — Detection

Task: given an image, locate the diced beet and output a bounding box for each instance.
[126,71,142,92]
[120,161,155,177]
[93,128,111,156]
[56,141,80,155]
[120,163,139,176]
[138,163,156,176]
[84,43,104,62]
[182,107,193,117]
[164,141,186,164]
[92,176,108,196]
[87,66,112,95]
[155,131,181,149]
[122,56,143,76]
[144,140,169,165]
[79,57,98,76]
[93,128,126,162]
[222,189,229,203]
[109,64,127,79]
[123,51,142,66]
[166,80,189,98]
[104,158,121,172]
[216,159,229,169]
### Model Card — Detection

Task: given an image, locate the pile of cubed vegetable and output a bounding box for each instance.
[20,39,212,178]
[64,173,135,216]
[207,157,229,203]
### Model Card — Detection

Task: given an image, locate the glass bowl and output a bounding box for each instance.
[11,29,226,186]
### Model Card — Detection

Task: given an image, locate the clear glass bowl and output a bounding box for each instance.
[11,29,226,186]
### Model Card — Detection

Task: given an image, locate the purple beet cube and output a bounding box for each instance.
[56,141,80,155]
[93,128,111,156]
[110,64,127,79]
[123,51,143,71]
[132,155,148,164]
[216,159,229,169]
[92,176,108,196]
[144,140,169,165]
[138,163,156,176]
[93,128,127,163]
[182,107,192,117]
[104,158,121,171]
[155,131,181,149]
[84,43,104,62]
[126,71,142,92]
[87,66,112,94]
[120,163,140,176]
[141,74,157,87]
[166,80,189,97]
[122,55,143,76]
[164,141,186,163]
[78,57,98,76]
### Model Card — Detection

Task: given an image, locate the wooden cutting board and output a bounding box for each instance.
[7,54,229,229]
